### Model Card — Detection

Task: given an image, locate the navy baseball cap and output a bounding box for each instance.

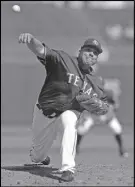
[81,38,103,54]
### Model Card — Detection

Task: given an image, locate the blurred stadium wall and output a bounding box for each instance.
[1,2,134,125]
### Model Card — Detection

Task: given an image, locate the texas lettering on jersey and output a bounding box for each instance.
[37,45,105,113]
[67,73,103,97]
[67,73,97,96]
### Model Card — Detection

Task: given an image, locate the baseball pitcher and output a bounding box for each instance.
[19,33,109,182]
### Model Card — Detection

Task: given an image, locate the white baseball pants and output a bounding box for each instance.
[30,104,79,173]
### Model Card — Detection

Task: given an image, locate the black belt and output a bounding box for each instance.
[36,103,61,118]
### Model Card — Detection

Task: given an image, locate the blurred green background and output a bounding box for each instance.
[1,2,134,125]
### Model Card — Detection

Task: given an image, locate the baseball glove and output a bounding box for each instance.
[76,94,109,115]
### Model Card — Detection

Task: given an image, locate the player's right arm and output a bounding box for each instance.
[18,33,59,66]
[19,33,46,59]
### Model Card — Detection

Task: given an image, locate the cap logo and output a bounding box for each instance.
[93,40,98,45]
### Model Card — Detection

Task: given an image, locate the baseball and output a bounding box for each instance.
[12,5,21,12]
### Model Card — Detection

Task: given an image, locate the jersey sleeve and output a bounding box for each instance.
[37,43,60,67]
[96,77,115,103]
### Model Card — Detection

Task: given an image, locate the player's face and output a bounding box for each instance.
[79,47,99,69]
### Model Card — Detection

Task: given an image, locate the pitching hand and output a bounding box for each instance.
[19,33,34,44]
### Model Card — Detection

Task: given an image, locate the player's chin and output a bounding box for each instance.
[85,60,96,67]
[91,60,97,66]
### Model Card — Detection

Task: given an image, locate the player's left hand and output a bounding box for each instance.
[76,94,109,115]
